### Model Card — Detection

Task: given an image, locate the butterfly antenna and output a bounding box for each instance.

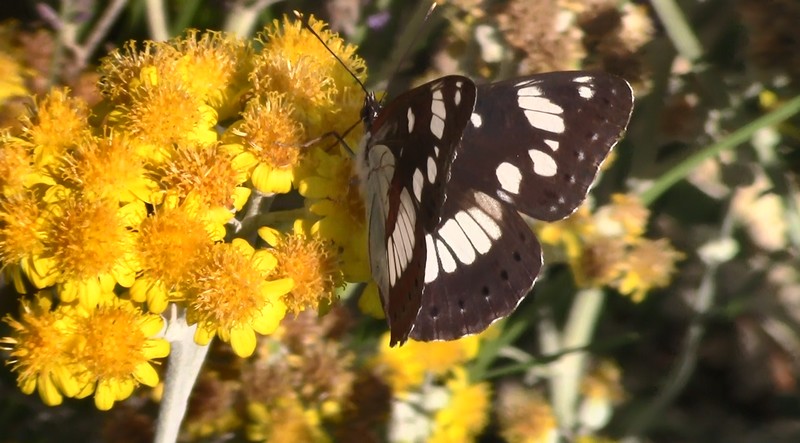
[378,1,439,105]
[292,10,369,97]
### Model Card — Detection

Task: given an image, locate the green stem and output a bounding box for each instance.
[145,0,169,41]
[154,304,210,443]
[640,94,800,205]
[625,205,736,436]
[223,0,281,38]
[650,0,702,63]
[547,288,605,429]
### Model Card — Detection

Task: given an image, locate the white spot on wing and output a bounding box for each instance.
[517,95,564,115]
[518,85,543,97]
[578,86,594,99]
[424,234,439,283]
[431,99,446,118]
[454,89,461,105]
[387,187,417,287]
[528,149,558,177]
[430,115,445,139]
[430,88,447,139]
[515,79,540,88]
[467,206,501,241]
[439,219,476,265]
[412,169,424,202]
[387,237,397,286]
[496,189,514,204]
[473,191,503,223]
[435,239,457,273]
[427,156,437,183]
[523,110,565,134]
[516,87,565,133]
[495,162,522,194]
[407,108,415,132]
[391,238,403,284]
[454,210,492,254]
[395,203,412,266]
[544,139,559,151]
[574,76,592,84]
[470,113,483,128]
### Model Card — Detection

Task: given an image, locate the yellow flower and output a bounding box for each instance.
[108,80,219,156]
[169,30,253,118]
[149,141,251,228]
[185,238,294,357]
[616,238,684,302]
[40,196,144,306]
[131,206,218,313]
[497,385,559,443]
[593,194,649,242]
[537,193,683,302]
[429,369,491,443]
[0,130,37,197]
[0,191,52,290]
[374,331,482,393]
[0,50,28,103]
[246,396,328,443]
[70,297,169,410]
[579,360,625,432]
[259,221,343,315]
[357,282,385,319]
[225,92,305,194]
[537,204,595,263]
[572,235,627,288]
[253,15,365,141]
[297,147,370,282]
[43,132,157,204]
[100,32,251,120]
[0,292,85,406]
[21,89,92,167]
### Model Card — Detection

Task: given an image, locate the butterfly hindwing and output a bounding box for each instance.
[454,71,634,221]
[360,76,477,345]
[409,185,542,341]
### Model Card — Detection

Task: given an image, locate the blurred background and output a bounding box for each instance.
[1,1,800,442]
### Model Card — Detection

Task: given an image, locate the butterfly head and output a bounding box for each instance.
[360,91,381,132]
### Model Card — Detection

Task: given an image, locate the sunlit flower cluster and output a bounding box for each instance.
[538,194,684,302]
[1,291,168,410]
[239,310,357,442]
[0,15,363,408]
[496,384,559,443]
[374,331,492,442]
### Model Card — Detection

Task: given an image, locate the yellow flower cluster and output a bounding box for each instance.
[1,291,168,410]
[0,16,364,408]
[496,384,558,443]
[538,194,684,302]
[374,331,492,442]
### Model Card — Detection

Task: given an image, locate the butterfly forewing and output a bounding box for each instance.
[359,76,477,345]
[455,72,634,221]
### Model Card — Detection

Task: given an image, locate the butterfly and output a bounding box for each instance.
[356,72,633,346]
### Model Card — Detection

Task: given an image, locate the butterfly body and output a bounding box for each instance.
[357,72,633,346]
